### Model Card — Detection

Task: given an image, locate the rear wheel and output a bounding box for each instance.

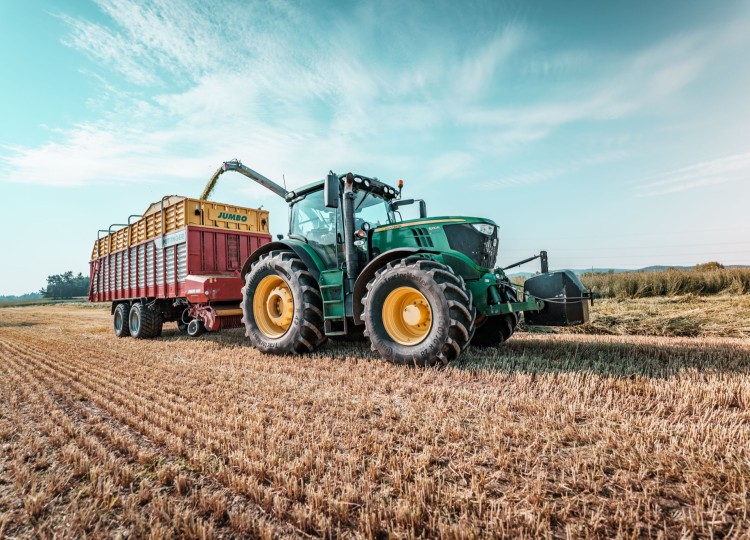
[113,303,130,338]
[362,257,475,366]
[241,251,325,354]
[129,303,162,339]
[471,286,519,346]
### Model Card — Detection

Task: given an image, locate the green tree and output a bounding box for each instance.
[40,272,90,299]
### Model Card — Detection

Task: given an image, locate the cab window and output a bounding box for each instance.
[291,190,337,246]
[353,191,394,230]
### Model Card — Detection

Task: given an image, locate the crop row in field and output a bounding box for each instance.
[1,305,749,538]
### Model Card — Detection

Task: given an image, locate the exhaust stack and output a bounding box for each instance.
[343,172,359,288]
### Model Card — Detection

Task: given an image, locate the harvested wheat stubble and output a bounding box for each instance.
[1,305,749,539]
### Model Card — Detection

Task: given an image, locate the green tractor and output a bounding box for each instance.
[206,160,592,366]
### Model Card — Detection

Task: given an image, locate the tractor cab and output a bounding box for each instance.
[286,174,407,270]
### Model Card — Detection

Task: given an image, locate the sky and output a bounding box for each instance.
[1,0,749,295]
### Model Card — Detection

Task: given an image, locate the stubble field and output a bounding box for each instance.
[1,303,749,538]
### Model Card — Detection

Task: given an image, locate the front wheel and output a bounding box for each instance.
[362,257,475,366]
[471,286,519,346]
[241,251,325,354]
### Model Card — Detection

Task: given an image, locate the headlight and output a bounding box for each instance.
[363,178,371,188]
[471,223,495,236]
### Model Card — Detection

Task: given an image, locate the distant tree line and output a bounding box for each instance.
[0,292,43,303]
[40,271,90,299]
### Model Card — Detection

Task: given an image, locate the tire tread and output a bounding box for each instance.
[362,257,476,366]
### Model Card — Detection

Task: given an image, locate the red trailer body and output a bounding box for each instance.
[90,196,272,337]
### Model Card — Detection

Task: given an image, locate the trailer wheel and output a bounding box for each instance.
[187,319,205,337]
[241,250,325,354]
[362,257,476,367]
[113,303,130,338]
[128,303,162,339]
[471,287,519,346]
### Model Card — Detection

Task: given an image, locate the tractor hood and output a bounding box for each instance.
[371,216,500,271]
[374,216,497,233]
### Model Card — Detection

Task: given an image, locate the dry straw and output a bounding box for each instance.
[0,304,748,538]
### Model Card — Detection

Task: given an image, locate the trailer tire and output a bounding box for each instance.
[362,257,476,367]
[241,250,326,354]
[187,319,205,337]
[113,303,130,338]
[129,303,162,339]
[471,287,519,346]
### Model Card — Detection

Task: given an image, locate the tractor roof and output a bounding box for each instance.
[287,173,399,201]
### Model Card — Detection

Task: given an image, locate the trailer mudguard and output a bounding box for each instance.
[351,248,439,325]
[240,240,327,281]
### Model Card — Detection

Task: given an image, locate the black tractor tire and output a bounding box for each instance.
[113,303,130,338]
[471,286,519,346]
[362,257,476,367]
[128,302,162,339]
[241,250,326,354]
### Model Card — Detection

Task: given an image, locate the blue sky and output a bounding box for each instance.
[1,0,749,295]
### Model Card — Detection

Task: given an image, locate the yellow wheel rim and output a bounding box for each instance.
[382,286,432,346]
[253,275,294,338]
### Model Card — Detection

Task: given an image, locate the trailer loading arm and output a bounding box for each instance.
[200,159,288,201]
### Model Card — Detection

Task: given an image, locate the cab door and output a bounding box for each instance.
[289,188,342,269]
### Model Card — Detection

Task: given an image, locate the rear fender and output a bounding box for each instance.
[352,248,438,324]
[240,240,326,281]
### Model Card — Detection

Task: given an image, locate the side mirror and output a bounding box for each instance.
[391,199,414,209]
[391,198,427,218]
[325,172,339,208]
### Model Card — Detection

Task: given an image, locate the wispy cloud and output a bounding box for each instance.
[60,0,244,85]
[1,0,748,190]
[636,151,750,197]
[457,32,717,147]
[473,150,628,190]
[453,26,526,99]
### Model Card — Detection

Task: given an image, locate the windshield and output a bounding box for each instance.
[353,190,396,229]
[290,187,397,243]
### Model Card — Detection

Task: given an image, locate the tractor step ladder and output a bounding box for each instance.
[319,269,347,336]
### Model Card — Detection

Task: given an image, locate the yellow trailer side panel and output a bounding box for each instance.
[92,197,270,259]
